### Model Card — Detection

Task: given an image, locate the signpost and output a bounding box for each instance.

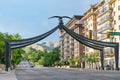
[110,32,120,36]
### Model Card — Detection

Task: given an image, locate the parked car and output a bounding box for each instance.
[30,64,35,68]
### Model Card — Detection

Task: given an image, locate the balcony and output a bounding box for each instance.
[97,34,107,40]
[70,43,74,46]
[64,38,68,42]
[97,23,113,33]
[83,21,88,26]
[104,47,114,58]
[83,11,94,19]
[97,15,113,25]
[97,7,113,18]
[109,0,116,4]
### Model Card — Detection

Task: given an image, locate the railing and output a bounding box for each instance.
[83,21,88,26]
[97,15,113,25]
[98,23,113,32]
[97,6,113,17]
[104,47,114,55]
[97,34,106,40]
[84,11,93,17]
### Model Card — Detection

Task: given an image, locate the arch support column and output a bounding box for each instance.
[5,41,11,71]
[114,43,119,70]
[100,50,104,70]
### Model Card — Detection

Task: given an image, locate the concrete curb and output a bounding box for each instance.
[0,70,17,80]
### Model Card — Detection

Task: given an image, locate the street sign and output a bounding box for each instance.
[110,32,120,36]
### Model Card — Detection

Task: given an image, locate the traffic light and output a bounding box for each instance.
[106,32,110,38]
[88,30,92,39]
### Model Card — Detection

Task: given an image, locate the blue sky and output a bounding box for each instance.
[0,0,100,42]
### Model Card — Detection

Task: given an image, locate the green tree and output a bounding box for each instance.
[25,47,44,63]
[84,53,94,69]
[38,57,44,65]
[51,46,60,62]
[0,32,23,66]
[0,32,5,64]
[43,51,54,66]
[68,58,75,66]
[24,46,60,67]
[92,51,100,69]
[84,51,100,69]
[11,49,25,68]
[24,47,33,59]
[38,46,60,67]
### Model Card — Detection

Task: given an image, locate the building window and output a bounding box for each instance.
[114,29,116,32]
[118,5,120,10]
[113,3,115,7]
[114,20,116,25]
[114,38,116,42]
[113,12,115,16]
[119,15,120,20]
[91,24,92,26]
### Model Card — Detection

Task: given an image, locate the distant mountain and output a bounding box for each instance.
[29,42,59,51]
[37,42,59,50]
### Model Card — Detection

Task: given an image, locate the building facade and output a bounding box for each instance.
[82,0,120,68]
[60,15,84,61]
[60,0,120,69]
[81,4,98,69]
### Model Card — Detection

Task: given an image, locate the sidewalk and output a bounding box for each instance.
[0,69,17,80]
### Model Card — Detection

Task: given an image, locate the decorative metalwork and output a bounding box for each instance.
[5,16,119,71]
[50,16,119,70]
[5,26,58,71]
[8,26,58,46]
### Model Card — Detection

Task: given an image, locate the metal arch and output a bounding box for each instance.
[5,26,58,71]
[50,16,119,70]
[60,23,105,70]
[48,16,105,70]
[5,16,119,71]
[62,25,118,47]
[62,28,103,50]
[60,22,119,70]
[5,40,11,71]
[11,26,58,49]
[48,16,103,49]
[61,25,104,50]
[48,16,72,30]
[49,16,118,47]
[61,22,119,70]
[8,26,58,45]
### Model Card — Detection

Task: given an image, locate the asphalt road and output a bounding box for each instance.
[15,67,120,80]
